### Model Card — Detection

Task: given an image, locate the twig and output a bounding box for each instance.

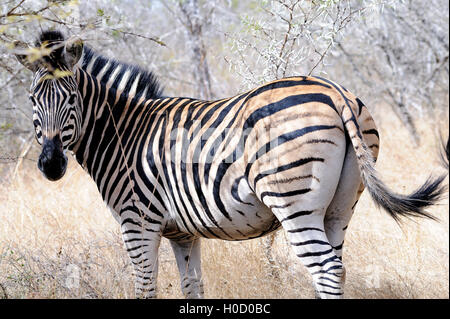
[5,0,25,17]
[0,282,8,299]
[0,2,52,20]
[13,133,34,178]
[110,28,166,47]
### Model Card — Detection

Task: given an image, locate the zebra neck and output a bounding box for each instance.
[71,68,150,189]
[69,47,163,205]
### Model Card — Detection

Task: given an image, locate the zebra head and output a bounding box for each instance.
[15,31,83,181]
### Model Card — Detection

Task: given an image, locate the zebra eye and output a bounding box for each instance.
[68,94,77,105]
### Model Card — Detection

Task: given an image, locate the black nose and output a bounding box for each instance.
[38,136,67,181]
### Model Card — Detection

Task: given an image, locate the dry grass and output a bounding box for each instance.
[0,108,448,299]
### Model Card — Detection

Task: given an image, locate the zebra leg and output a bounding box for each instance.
[170,237,204,299]
[120,209,162,299]
[276,210,345,299]
[324,144,362,261]
[264,154,347,297]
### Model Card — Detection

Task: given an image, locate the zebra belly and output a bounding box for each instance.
[166,173,280,240]
[211,197,281,240]
[180,200,280,241]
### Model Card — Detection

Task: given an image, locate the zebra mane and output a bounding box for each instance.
[35,30,163,100]
[81,46,163,100]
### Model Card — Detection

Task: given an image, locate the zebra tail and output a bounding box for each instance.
[439,134,449,170]
[340,103,447,223]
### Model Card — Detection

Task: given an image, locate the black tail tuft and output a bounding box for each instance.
[439,134,449,170]
[367,173,447,223]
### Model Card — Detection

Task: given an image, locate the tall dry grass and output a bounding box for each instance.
[0,107,448,299]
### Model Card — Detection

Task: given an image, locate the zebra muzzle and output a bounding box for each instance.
[38,135,68,181]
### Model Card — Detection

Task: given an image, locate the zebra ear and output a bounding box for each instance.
[64,37,83,68]
[13,41,38,72]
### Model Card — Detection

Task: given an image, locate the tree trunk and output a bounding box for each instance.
[387,90,421,146]
[178,0,213,100]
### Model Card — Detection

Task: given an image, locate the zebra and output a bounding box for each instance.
[14,30,446,299]
[440,134,449,170]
